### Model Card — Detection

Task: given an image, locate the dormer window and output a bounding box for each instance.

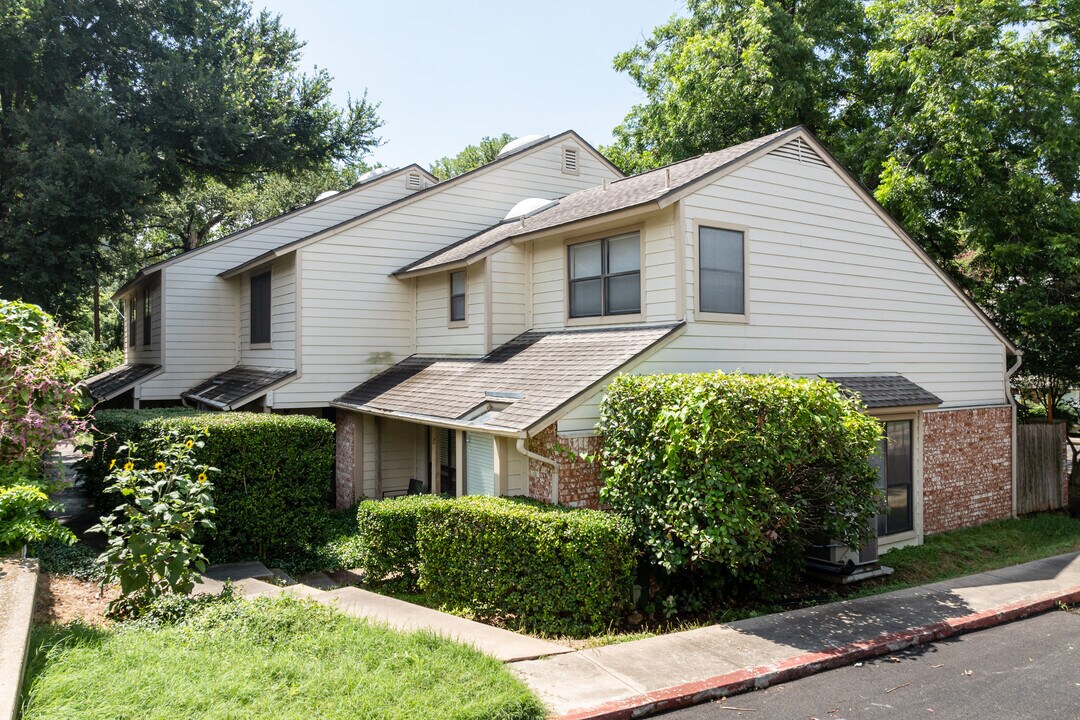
[449,270,466,324]
[250,271,272,345]
[568,231,640,318]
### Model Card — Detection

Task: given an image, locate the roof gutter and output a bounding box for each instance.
[328,402,522,437]
[517,435,559,505]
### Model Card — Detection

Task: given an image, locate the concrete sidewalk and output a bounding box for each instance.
[512,551,1080,719]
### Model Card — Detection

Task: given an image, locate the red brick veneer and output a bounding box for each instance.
[528,425,605,508]
[922,406,1013,534]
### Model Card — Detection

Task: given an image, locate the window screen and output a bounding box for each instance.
[699,227,745,315]
[250,271,272,345]
[449,270,466,322]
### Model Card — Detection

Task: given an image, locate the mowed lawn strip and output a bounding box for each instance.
[21,597,546,720]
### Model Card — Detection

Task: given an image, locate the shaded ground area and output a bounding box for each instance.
[660,609,1080,719]
[44,444,105,551]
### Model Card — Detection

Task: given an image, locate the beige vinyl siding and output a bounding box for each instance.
[414,262,486,356]
[489,244,529,346]
[529,208,679,330]
[554,150,1009,435]
[137,176,418,401]
[124,278,162,365]
[274,139,621,409]
[238,256,296,369]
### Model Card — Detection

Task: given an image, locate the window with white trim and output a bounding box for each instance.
[699,226,745,316]
[449,270,466,323]
[127,297,136,347]
[568,232,640,318]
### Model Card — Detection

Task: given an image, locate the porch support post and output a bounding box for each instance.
[494,436,508,497]
[429,428,440,494]
[455,430,465,497]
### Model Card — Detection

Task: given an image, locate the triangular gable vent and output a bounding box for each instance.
[406,172,424,190]
[769,137,829,168]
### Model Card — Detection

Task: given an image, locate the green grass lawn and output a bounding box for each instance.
[21,597,545,720]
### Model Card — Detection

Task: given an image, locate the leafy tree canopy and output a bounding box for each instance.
[607,0,1080,418]
[0,0,382,319]
[430,134,515,180]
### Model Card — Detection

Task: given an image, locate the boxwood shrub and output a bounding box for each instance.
[417,496,635,637]
[83,410,334,561]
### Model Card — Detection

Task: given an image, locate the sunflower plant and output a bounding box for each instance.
[91,429,217,618]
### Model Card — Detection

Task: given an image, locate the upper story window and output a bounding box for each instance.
[699,226,745,317]
[250,271,272,345]
[568,231,640,318]
[142,290,152,347]
[449,270,466,323]
[127,297,136,348]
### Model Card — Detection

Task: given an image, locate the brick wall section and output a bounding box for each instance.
[335,412,357,509]
[923,406,1013,535]
[527,425,605,508]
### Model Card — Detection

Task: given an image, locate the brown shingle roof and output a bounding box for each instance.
[182,366,296,410]
[395,128,798,276]
[81,364,161,401]
[333,324,683,433]
[822,375,943,409]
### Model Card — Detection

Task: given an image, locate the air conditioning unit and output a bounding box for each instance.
[806,529,892,583]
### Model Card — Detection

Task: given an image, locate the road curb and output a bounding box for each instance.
[553,586,1080,720]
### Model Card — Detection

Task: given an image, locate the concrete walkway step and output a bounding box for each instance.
[295,571,337,590]
[203,561,274,583]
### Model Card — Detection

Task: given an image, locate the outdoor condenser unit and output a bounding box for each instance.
[806,529,892,583]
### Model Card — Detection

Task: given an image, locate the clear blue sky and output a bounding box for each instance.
[255,0,683,169]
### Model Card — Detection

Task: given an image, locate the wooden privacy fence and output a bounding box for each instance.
[1017,422,1066,515]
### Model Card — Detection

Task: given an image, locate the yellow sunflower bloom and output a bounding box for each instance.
[154,462,166,472]
[197,473,208,484]
[123,462,134,471]
[185,439,194,449]
[109,458,116,470]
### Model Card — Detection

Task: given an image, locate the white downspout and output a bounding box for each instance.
[1006,352,1023,518]
[517,435,559,504]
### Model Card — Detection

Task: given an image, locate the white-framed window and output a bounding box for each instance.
[127,297,136,348]
[698,225,746,318]
[568,231,641,318]
[449,270,466,324]
[872,419,915,537]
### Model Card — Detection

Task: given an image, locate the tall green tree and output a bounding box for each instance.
[430,134,515,180]
[604,0,871,173]
[862,0,1080,421]
[0,0,381,319]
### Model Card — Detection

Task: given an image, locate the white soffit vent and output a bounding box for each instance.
[503,197,558,221]
[496,134,549,158]
[405,172,423,190]
[561,146,579,175]
[357,166,396,183]
[314,190,339,202]
[769,137,829,167]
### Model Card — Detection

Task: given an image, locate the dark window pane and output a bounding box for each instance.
[569,278,602,317]
[887,485,912,533]
[605,272,641,314]
[606,233,640,274]
[886,420,912,488]
[877,420,914,535]
[569,240,602,279]
[250,271,272,344]
[450,296,466,322]
[700,227,745,314]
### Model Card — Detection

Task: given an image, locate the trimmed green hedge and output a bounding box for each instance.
[356,495,635,636]
[84,410,335,561]
[355,494,448,589]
